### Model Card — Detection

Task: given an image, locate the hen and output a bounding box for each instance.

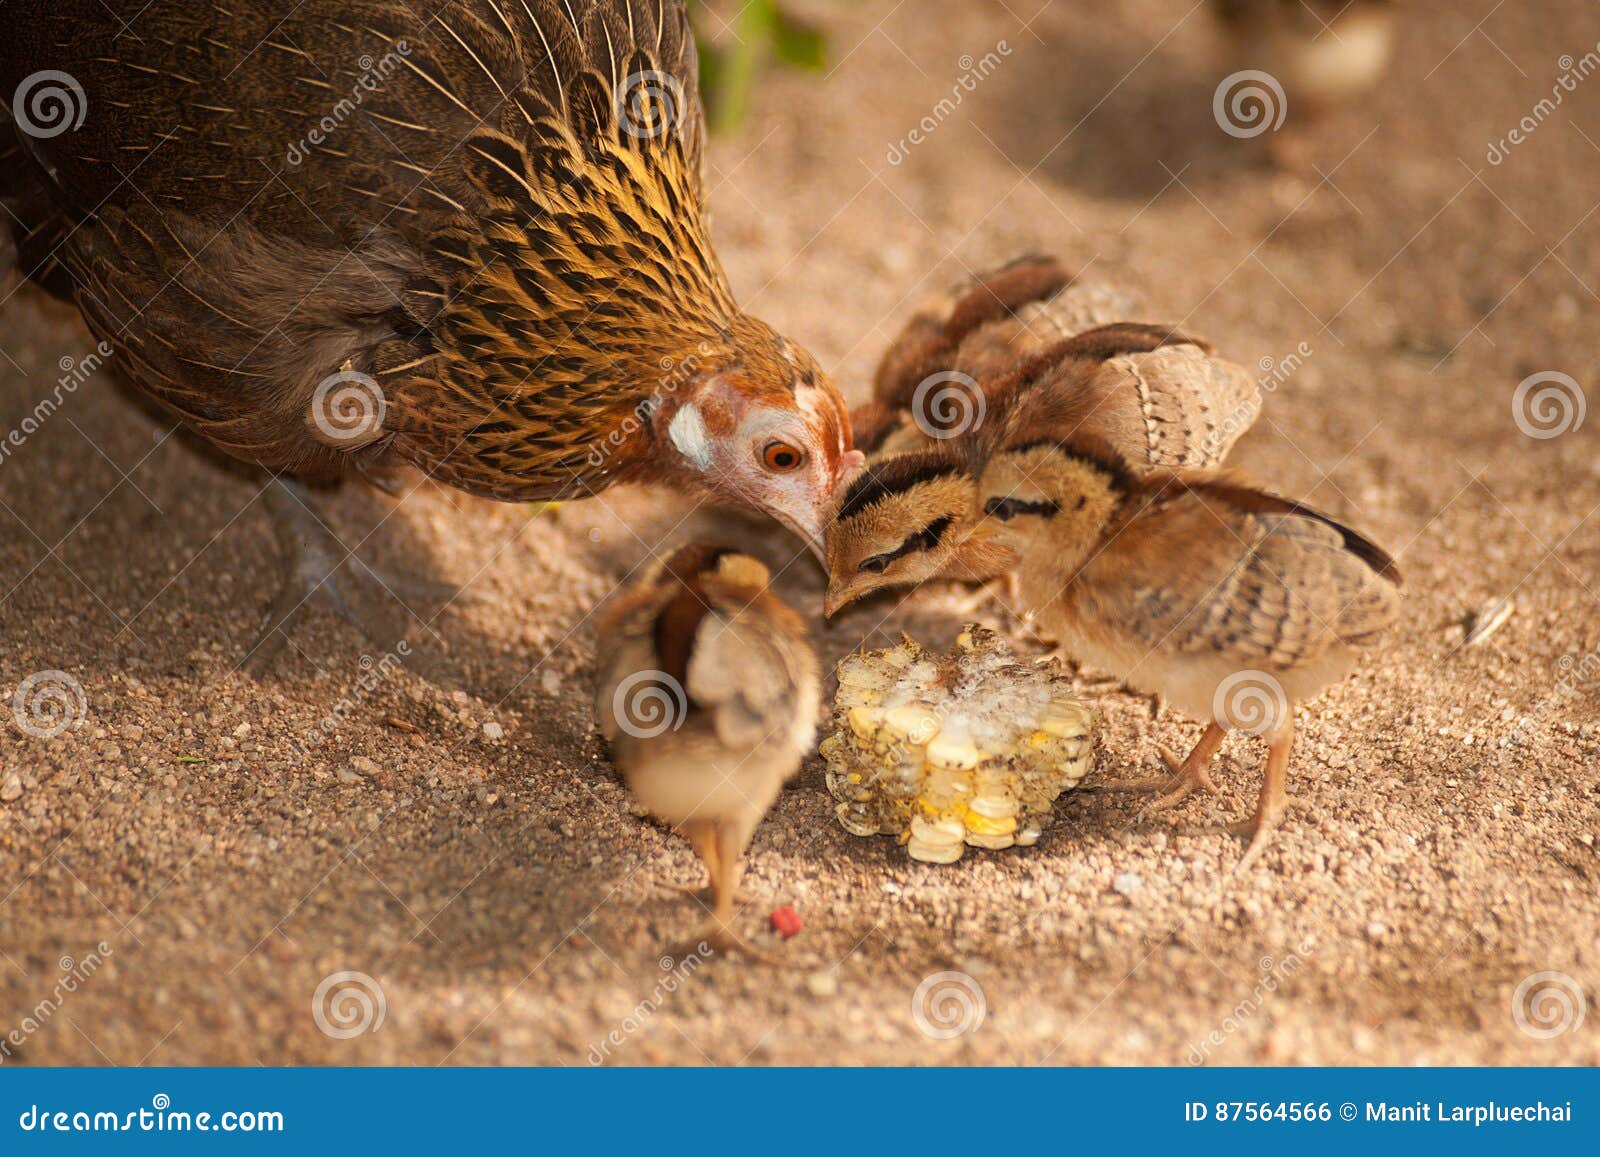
[0,0,860,663]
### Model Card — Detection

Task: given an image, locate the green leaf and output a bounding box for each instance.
[772,11,826,71]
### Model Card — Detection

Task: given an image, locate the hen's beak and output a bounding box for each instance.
[771,507,829,567]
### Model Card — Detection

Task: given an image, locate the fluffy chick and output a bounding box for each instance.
[596,544,819,954]
[971,432,1402,867]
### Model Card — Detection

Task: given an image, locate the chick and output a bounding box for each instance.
[822,434,1053,628]
[970,428,1402,867]
[596,544,819,953]
[823,451,1017,617]
[854,256,1255,464]
[825,292,1260,615]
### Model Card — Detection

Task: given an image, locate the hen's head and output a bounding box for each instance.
[653,315,864,560]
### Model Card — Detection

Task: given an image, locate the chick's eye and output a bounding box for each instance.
[985,496,1061,521]
[762,440,804,471]
[858,555,890,575]
[984,497,1020,521]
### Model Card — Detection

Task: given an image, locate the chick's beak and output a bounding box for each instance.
[822,582,861,620]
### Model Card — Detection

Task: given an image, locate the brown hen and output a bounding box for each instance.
[0,0,860,664]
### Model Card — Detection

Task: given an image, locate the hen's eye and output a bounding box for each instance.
[762,441,804,471]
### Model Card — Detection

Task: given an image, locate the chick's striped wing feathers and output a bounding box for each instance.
[970,324,1255,473]
[862,253,1254,471]
[1082,479,1402,668]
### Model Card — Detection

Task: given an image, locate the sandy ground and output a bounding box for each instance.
[1,0,1598,1067]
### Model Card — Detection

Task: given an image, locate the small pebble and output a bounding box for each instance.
[806,970,838,998]
[1,774,22,802]
[350,756,382,778]
[336,768,362,786]
[482,721,505,741]
[1112,871,1143,897]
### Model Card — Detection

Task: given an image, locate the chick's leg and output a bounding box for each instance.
[708,821,745,934]
[654,820,735,901]
[653,819,755,904]
[1151,721,1227,809]
[245,478,458,674]
[1106,722,1225,804]
[1230,717,1294,872]
[686,819,783,964]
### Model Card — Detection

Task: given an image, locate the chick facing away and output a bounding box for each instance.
[1211,0,1399,167]
[596,544,819,954]
[1212,0,1398,113]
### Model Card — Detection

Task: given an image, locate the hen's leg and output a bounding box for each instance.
[243,477,455,674]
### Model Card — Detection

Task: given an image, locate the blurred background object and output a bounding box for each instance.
[691,0,827,132]
[1210,0,1399,165]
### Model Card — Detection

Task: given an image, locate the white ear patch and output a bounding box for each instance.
[668,404,714,470]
